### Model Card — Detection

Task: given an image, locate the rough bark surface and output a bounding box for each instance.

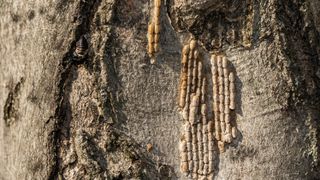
[0,0,319,179]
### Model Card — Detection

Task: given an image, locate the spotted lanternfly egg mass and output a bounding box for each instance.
[210,54,237,148]
[178,40,238,178]
[147,0,162,63]
[178,39,215,178]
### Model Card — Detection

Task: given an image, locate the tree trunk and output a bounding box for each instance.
[0,0,319,179]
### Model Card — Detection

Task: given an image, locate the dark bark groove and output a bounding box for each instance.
[49,0,105,179]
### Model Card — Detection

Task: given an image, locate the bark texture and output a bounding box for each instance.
[0,0,319,179]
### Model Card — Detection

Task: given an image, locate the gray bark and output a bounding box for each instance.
[0,0,319,179]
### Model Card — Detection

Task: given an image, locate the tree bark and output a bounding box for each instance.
[0,0,319,179]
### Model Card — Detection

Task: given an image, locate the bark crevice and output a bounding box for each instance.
[3,78,24,127]
[49,0,105,179]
